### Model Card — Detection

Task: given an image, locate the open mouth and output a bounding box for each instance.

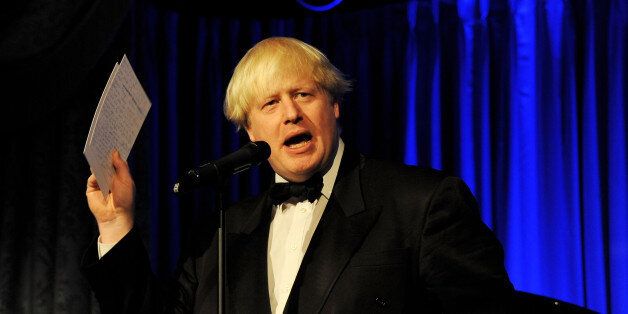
[284,132,312,149]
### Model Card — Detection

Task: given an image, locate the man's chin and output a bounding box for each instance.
[276,165,321,182]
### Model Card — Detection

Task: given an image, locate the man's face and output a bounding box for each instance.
[245,75,340,182]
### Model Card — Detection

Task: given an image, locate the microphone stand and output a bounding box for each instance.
[173,141,271,313]
[177,168,229,313]
[216,165,227,314]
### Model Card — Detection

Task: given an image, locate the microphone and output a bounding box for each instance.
[173,141,271,193]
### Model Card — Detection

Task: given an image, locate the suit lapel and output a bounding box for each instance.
[286,148,380,313]
[226,192,273,314]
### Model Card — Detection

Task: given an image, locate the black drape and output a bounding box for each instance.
[0,0,134,312]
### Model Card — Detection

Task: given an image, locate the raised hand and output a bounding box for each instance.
[86,149,135,243]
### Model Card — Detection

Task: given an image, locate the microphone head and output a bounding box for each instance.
[173,140,271,194]
[249,141,271,162]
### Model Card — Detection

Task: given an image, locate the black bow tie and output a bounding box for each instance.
[269,173,323,205]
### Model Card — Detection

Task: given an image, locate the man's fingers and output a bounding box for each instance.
[111,149,131,178]
[110,149,136,199]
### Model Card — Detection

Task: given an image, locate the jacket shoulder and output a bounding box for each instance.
[361,157,449,196]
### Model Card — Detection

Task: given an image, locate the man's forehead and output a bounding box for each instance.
[257,76,319,99]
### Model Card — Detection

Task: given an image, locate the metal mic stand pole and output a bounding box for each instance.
[217,176,227,314]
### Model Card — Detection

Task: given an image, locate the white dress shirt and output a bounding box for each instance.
[267,139,344,314]
[97,237,115,258]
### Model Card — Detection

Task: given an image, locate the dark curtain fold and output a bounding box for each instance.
[0,0,625,313]
[1,0,133,312]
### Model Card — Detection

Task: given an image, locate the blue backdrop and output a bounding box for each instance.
[126,1,627,313]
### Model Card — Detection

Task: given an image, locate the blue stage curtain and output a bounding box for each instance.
[128,1,627,313]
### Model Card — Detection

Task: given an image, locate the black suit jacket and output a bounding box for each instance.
[82,148,513,313]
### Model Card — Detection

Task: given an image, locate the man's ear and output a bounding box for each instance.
[334,102,340,119]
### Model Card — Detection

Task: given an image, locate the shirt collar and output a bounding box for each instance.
[274,138,345,201]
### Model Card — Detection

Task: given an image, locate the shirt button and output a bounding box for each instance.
[282,285,290,294]
[290,243,297,251]
[299,207,306,213]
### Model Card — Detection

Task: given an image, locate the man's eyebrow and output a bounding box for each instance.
[257,83,318,101]
[291,84,317,93]
[260,91,279,101]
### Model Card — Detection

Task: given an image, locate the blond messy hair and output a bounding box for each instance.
[224,37,351,130]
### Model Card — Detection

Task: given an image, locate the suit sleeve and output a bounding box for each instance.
[418,177,513,312]
[80,228,198,313]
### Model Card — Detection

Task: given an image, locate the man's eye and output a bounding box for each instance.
[295,92,311,99]
[263,99,278,108]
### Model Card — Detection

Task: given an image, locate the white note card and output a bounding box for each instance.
[83,55,151,197]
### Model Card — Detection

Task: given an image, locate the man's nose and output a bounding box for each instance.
[282,98,302,124]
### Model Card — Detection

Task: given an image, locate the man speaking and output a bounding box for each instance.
[82,37,513,313]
